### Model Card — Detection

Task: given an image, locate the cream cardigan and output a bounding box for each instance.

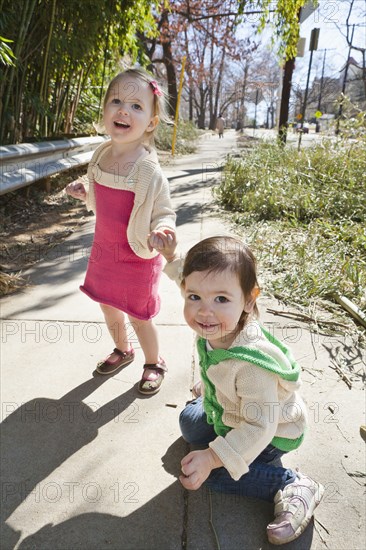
[85,141,176,259]
[201,328,307,480]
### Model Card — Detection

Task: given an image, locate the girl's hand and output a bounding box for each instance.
[179,448,223,491]
[148,229,177,261]
[65,179,87,201]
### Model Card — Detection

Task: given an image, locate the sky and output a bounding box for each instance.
[297,0,365,78]
[240,0,366,123]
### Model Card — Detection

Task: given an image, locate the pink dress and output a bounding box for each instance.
[80,180,163,320]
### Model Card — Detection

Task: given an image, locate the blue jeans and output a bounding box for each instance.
[179,398,297,502]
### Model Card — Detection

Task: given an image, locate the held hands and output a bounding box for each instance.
[148,229,177,261]
[179,448,223,491]
[65,179,87,201]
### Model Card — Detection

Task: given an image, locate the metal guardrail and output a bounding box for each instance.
[0,136,109,195]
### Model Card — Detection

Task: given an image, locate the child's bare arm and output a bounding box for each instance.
[148,229,177,261]
[65,177,87,201]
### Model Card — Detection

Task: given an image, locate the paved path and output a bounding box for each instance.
[243,127,338,150]
[1,130,365,549]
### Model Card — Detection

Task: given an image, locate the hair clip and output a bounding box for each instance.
[149,80,163,96]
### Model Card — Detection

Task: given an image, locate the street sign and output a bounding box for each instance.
[309,28,320,51]
[315,111,322,118]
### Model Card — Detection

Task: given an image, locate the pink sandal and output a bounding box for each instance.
[138,358,168,395]
[96,348,135,375]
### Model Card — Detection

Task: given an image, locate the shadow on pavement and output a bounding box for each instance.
[2,437,187,550]
[1,377,139,541]
[176,202,208,227]
[16,484,184,550]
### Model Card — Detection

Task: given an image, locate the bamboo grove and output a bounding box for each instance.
[0,0,158,144]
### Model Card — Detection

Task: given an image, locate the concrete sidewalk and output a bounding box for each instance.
[1,130,365,550]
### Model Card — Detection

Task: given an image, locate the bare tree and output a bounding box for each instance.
[336,0,366,102]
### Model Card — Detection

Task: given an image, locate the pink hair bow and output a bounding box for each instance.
[149,80,163,96]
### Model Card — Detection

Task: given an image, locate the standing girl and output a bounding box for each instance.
[152,234,324,545]
[66,68,176,395]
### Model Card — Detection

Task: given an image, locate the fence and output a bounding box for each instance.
[0,136,109,195]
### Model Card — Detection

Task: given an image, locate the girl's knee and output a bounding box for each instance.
[179,407,194,442]
[128,315,152,329]
[179,405,191,428]
[100,303,116,314]
[128,315,155,334]
[179,400,210,444]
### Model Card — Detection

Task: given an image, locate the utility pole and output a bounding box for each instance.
[316,49,327,133]
[298,27,320,151]
[317,49,327,112]
[315,48,336,132]
[335,24,355,135]
[253,89,259,135]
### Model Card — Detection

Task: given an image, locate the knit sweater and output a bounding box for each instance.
[85,141,176,259]
[163,258,308,481]
[199,327,307,480]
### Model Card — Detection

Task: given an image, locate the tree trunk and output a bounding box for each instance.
[208,23,214,129]
[39,0,56,102]
[197,85,206,128]
[238,63,248,130]
[362,51,366,101]
[184,29,193,121]
[98,21,111,121]
[213,48,226,123]
[68,67,84,133]
[278,57,295,144]
[41,0,57,137]
[161,10,177,118]
[16,64,28,141]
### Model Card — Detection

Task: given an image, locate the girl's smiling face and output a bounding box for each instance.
[103,76,158,143]
[183,269,255,349]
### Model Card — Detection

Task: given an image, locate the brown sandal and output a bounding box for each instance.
[138,359,168,395]
[96,348,135,375]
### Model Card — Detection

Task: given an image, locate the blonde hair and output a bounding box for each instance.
[95,67,172,141]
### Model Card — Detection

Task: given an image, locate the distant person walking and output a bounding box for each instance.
[65,67,176,395]
[216,114,225,138]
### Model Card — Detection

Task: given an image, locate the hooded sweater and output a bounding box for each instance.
[199,323,307,480]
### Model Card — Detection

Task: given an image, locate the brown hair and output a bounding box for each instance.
[96,67,172,139]
[182,236,260,330]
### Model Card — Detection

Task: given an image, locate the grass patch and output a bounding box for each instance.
[155,120,199,154]
[214,138,366,338]
[216,140,365,223]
